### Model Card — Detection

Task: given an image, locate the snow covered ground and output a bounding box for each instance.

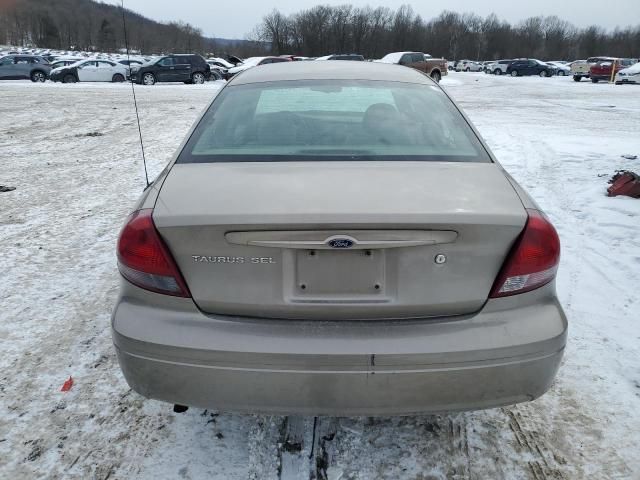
[1,73,639,479]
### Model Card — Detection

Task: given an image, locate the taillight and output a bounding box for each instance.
[489,209,560,298]
[117,209,191,297]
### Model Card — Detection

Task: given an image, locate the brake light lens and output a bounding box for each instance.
[117,209,190,297]
[489,209,560,298]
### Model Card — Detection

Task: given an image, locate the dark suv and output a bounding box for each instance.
[131,54,211,85]
[0,54,51,82]
[506,59,555,77]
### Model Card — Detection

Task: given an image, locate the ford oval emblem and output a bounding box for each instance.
[327,238,354,249]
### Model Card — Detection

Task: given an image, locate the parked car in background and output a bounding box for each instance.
[447,61,456,71]
[208,57,234,69]
[206,62,226,80]
[481,61,494,73]
[487,59,513,75]
[507,59,555,77]
[615,61,640,85]
[49,58,83,70]
[569,60,590,81]
[208,66,225,80]
[570,57,617,82]
[547,61,570,76]
[316,54,365,61]
[590,58,637,83]
[117,59,144,78]
[130,54,211,85]
[206,57,234,80]
[49,59,128,83]
[225,55,243,66]
[455,60,483,72]
[454,60,471,72]
[377,51,447,82]
[226,56,291,78]
[0,54,51,82]
[118,59,144,67]
[279,55,313,61]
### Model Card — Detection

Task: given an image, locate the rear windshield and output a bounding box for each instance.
[177,80,491,163]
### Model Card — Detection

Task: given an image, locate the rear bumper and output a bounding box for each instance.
[112,282,567,416]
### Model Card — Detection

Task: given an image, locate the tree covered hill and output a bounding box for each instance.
[0,0,212,54]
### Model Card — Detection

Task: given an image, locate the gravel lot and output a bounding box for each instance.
[1,73,639,479]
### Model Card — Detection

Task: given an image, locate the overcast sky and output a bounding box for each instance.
[118,0,640,39]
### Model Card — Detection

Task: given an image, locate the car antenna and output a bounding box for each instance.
[120,0,150,188]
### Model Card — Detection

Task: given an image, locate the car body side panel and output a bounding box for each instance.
[0,63,19,79]
[16,59,31,77]
[77,63,95,82]
[175,62,192,81]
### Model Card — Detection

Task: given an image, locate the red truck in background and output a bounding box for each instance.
[590,58,637,83]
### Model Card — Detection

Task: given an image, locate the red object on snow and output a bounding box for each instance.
[61,376,74,392]
[607,171,640,198]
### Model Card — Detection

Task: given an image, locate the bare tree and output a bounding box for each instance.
[259,9,289,55]
[252,4,639,60]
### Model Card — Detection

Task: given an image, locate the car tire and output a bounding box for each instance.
[62,74,77,84]
[210,70,222,81]
[539,70,548,77]
[30,70,46,83]
[573,75,582,82]
[591,78,599,83]
[142,73,156,86]
[558,70,566,76]
[493,69,501,75]
[112,73,125,83]
[192,72,205,84]
[430,70,441,83]
[510,70,518,77]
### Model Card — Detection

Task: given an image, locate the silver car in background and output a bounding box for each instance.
[112,62,566,415]
[0,54,51,82]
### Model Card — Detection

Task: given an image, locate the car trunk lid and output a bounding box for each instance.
[153,161,526,320]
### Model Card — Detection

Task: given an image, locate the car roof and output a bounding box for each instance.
[229,60,433,85]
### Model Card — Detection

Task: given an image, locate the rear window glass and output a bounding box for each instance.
[178,80,490,163]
